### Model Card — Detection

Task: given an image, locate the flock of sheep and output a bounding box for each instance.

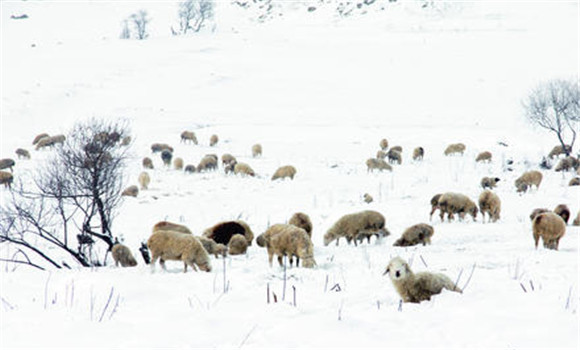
[3,129,579,304]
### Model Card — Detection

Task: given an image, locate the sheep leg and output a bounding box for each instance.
[160,259,167,271]
[268,251,274,267]
[150,254,160,272]
[277,255,284,267]
[296,256,300,267]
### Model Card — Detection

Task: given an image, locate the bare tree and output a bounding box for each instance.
[176,0,214,34]
[120,19,131,40]
[130,10,150,40]
[523,78,579,156]
[0,118,131,269]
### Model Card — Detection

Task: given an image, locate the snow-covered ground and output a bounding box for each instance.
[1,1,578,348]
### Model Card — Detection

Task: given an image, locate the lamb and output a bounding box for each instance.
[147,230,211,272]
[569,177,580,186]
[138,171,150,190]
[153,221,192,234]
[363,193,373,203]
[160,150,173,167]
[221,154,237,166]
[548,144,571,158]
[555,156,579,172]
[437,192,478,222]
[197,155,218,172]
[0,159,15,172]
[573,211,580,226]
[393,223,434,247]
[444,143,466,156]
[514,170,543,193]
[387,150,402,165]
[210,134,219,147]
[478,190,501,223]
[366,158,392,172]
[228,234,248,255]
[203,220,254,246]
[475,151,492,163]
[142,157,154,169]
[180,131,198,145]
[234,162,255,177]
[173,157,184,170]
[323,210,389,246]
[265,224,316,268]
[532,212,566,250]
[32,133,50,145]
[429,193,442,220]
[480,176,500,190]
[198,236,228,258]
[289,212,313,237]
[553,204,570,224]
[121,185,139,197]
[0,171,14,188]
[15,148,30,160]
[272,165,296,180]
[151,143,173,153]
[252,144,262,157]
[529,208,550,221]
[412,147,424,161]
[379,138,389,150]
[111,243,138,267]
[384,257,462,303]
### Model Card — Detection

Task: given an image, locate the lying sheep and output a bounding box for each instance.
[444,143,466,156]
[173,157,184,170]
[0,171,13,188]
[363,193,373,203]
[366,158,392,172]
[221,154,237,166]
[197,155,218,172]
[228,234,248,255]
[180,131,198,145]
[412,147,424,161]
[121,185,139,197]
[393,223,434,247]
[289,212,313,237]
[203,220,254,246]
[387,150,402,165]
[555,157,579,172]
[147,230,211,272]
[573,211,580,226]
[324,210,389,246]
[532,212,566,250]
[548,144,571,158]
[437,192,478,222]
[111,243,138,267]
[184,164,196,173]
[529,208,550,221]
[481,176,500,190]
[153,221,192,234]
[429,194,442,220]
[569,177,580,186]
[0,159,15,172]
[554,204,570,224]
[234,162,255,177]
[478,190,501,223]
[379,138,389,150]
[384,257,462,303]
[15,148,30,160]
[515,170,543,193]
[138,171,150,190]
[252,144,262,157]
[210,134,219,147]
[272,165,296,180]
[142,157,154,169]
[32,133,50,145]
[160,150,173,167]
[376,150,387,160]
[266,224,316,268]
[198,236,227,258]
[476,151,492,163]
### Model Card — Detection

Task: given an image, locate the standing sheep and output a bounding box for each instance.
[548,145,571,158]
[387,150,402,165]
[379,138,389,150]
[121,185,139,197]
[478,190,501,223]
[412,147,424,161]
[514,170,543,193]
[532,212,566,250]
[173,157,184,170]
[272,165,296,180]
[444,143,466,156]
[142,157,154,169]
[0,159,15,172]
[437,192,478,222]
[393,223,434,247]
[147,230,211,272]
[366,158,392,172]
[15,148,30,160]
[266,224,316,268]
[480,177,500,190]
[252,144,262,157]
[221,154,237,167]
[555,157,579,172]
[476,151,492,163]
[0,171,14,188]
[111,243,138,267]
[153,221,192,234]
[32,133,50,145]
[256,224,286,248]
[289,212,313,237]
[553,204,570,224]
[234,163,255,177]
[181,131,198,145]
[151,143,173,153]
[324,210,389,246]
[228,234,248,255]
[35,136,54,150]
[384,257,462,303]
[209,134,219,147]
[429,194,442,220]
[197,155,218,172]
[138,171,151,190]
[160,150,173,167]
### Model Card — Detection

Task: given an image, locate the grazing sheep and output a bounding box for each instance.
[121,185,139,197]
[151,143,174,153]
[184,164,196,173]
[529,208,550,221]
[478,190,501,223]
[289,212,313,237]
[412,147,424,161]
[548,144,571,158]
[224,160,237,174]
[228,234,248,255]
[480,176,500,190]
[272,165,296,180]
[437,192,478,222]
[444,143,466,156]
[234,162,255,177]
[15,148,30,159]
[429,194,442,220]
[0,159,15,172]
[203,220,254,246]
[138,171,150,190]
[210,134,219,147]
[532,212,566,250]
[555,156,579,172]
[393,223,434,247]
[121,136,131,146]
[0,171,14,188]
[554,204,570,224]
[390,146,403,153]
[221,153,237,166]
[476,151,492,163]
[384,257,462,303]
[197,155,218,172]
[514,170,543,193]
[173,157,184,170]
[387,150,402,165]
[142,157,154,169]
[323,210,389,246]
[256,224,286,248]
[180,131,198,145]
[153,221,192,234]
[366,158,392,172]
[32,133,50,145]
[569,177,580,186]
[573,211,580,226]
[111,243,138,267]
[147,230,211,272]
[198,236,227,258]
[266,224,316,268]
[252,144,262,157]
[379,138,389,150]
[35,136,54,150]
[160,150,173,167]
[376,150,387,160]
[363,193,373,204]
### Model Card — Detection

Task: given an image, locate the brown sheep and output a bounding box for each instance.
[475,151,492,163]
[121,185,138,197]
[153,221,192,234]
[234,162,255,177]
[289,212,313,237]
[228,234,248,255]
[366,158,392,172]
[481,176,500,190]
[142,157,154,169]
[203,220,254,246]
[266,224,316,268]
[0,159,15,172]
[387,150,402,165]
[221,154,237,166]
[35,136,54,150]
[173,157,184,170]
[444,143,466,156]
[569,177,580,186]
[111,243,138,267]
[210,134,219,147]
[180,131,198,145]
[437,192,478,222]
[121,136,131,146]
[197,155,218,172]
[514,170,543,193]
[573,211,580,226]
[429,193,442,220]
[0,171,14,188]
[478,190,501,223]
[379,138,389,150]
[363,193,373,203]
[32,133,50,145]
[147,230,211,272]
[272,165,296,180]
[384,257,462,303]
[151,143,174,153]
[198,236,228,258]
[393,223,434,247]
[532,212,566,250]
[554,204,570,224]
[323,210,389,246]
[252,144,262,157]
[138,171,151,190]
[412,147,424,161]
[529,208,550,221]
[15,148,30,160]
[376,150,387,160]
[548,144,571,158]
[555,156,579,172]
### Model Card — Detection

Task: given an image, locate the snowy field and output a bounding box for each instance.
[1,0,579,349]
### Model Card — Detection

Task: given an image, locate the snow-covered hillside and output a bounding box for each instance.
[1,1,578,349]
